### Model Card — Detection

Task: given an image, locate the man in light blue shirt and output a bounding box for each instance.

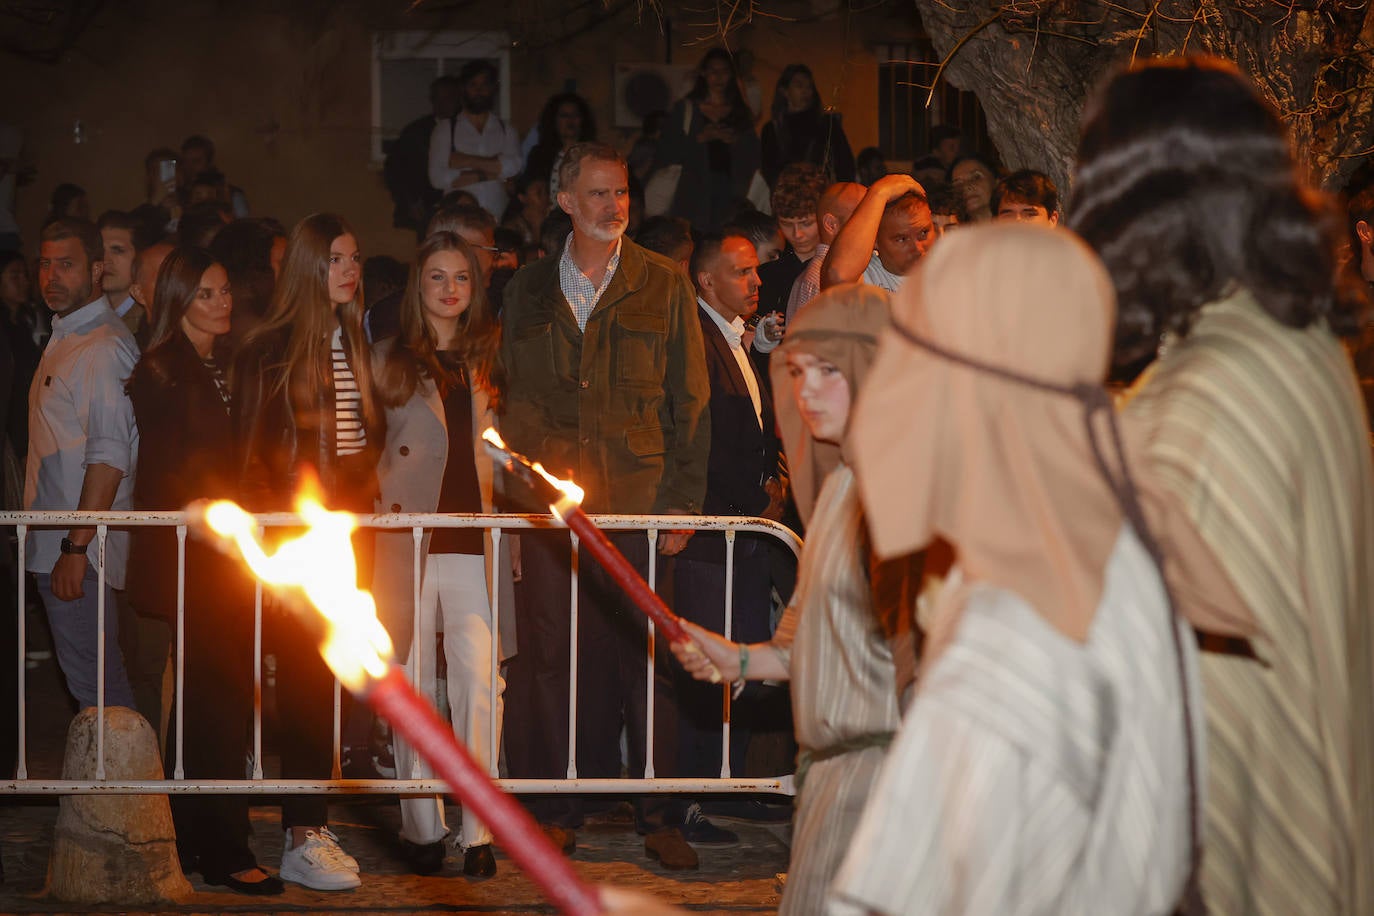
[26,218,138,710]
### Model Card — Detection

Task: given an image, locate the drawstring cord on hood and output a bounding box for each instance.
[887,317,1207,916]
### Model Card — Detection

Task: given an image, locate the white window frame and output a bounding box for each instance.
[370,30,512,165]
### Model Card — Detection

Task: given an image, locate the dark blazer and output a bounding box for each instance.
[677,303,784,564]
[231,324,382,512]
[126,331,242,621]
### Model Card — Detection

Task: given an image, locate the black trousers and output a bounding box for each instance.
[672,544,773,778]
[504,529,681,832]
[166,548,258,878]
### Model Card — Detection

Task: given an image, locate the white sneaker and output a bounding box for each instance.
[318,827,360,872]
[280,829,362,890]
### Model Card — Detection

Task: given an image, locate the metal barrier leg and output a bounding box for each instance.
[644,529,657,780]
[252,578,263,780]
[16,524,26,780]
[488,528,501,778]
[95,525,107,781]
[722,529,736,779]
[174,526,186,779]
[567,531,579,780]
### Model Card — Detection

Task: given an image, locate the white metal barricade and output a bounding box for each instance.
[0,510,800,797]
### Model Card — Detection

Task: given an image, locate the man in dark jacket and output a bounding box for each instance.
[384,76,461,238]
[500,142,710,869]
[674,233,785,801]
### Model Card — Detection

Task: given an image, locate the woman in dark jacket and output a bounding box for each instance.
[126,246,281,895]
[654,47,761,232]
[231,212,380,891]
[760,63,855,187]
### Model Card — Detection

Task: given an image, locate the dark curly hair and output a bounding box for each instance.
[771,162,827,219]
[1069,56,1367,369]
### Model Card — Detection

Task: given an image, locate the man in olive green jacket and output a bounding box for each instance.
[500,143,712,869]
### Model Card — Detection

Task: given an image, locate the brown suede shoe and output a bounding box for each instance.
[540,823,576,854]
[644,827,699,870]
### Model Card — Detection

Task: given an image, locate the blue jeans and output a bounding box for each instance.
[36,566,136,709]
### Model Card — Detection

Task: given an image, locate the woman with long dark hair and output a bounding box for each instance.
[759,64,854,187]
[126,247,282,895]
[1070,56,1374,915]
[232,212,379,892]
[371,231,512,878]
[654,47,760,232]
[523,92,597,198]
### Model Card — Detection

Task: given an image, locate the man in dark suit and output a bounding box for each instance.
[674,233,786,804]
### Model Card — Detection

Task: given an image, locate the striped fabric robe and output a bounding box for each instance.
[829,525,1201,915]
[773,463,904,916]
[1124,290,1374,915]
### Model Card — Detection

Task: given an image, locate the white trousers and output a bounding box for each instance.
[396,552,505,849]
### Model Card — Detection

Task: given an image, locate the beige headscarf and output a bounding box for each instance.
[769,283,891,525]
[848,223,1257,657]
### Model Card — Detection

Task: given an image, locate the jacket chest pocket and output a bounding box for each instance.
[613,311,668,388]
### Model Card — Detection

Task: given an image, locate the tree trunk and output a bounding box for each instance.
[910,0,1374,192]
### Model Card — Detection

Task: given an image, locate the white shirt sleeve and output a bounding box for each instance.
[428,117,460,192]
[496,120,523,181]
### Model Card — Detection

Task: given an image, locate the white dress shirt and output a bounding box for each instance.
[24,295,140,586]
[699,298,762,429]
[428,113,523,219]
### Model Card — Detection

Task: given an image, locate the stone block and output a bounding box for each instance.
[47,706,190,904]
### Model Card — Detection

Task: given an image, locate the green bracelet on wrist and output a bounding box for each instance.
[738,642,750,681]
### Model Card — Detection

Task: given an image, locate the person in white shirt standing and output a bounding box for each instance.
[428,60,523,221]
[27,218,139,711]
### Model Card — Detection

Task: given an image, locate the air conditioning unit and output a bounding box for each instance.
[613,62,694,129]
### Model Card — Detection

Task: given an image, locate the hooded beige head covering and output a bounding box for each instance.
[769,283,891,525]
[848,223,1256,654]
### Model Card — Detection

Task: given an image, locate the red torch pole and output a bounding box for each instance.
[368,666,602,916]
[482,431,717,679]
[558,507,688,644]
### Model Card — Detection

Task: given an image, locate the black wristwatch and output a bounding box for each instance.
[59,537,88,555]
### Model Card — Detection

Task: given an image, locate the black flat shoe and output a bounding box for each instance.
[463,844,497,878]
[204,870,286,896]
[400,837,447,875]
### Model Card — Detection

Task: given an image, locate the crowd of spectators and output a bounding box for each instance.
[0,45,1371,915]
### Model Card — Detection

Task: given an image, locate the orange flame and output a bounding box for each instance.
[204,493,394,693]
[481,427,585,513]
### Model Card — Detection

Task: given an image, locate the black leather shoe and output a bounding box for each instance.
[463,844,497,878]
[204,869,287,896]
[400,837,447,875]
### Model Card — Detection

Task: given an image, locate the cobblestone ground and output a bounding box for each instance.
[1,655,791,914]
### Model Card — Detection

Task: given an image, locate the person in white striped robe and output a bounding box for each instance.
[833,222,1254,915]
[1071,57,1374,916]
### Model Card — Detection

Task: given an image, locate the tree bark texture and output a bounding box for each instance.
[910,0,1374,192]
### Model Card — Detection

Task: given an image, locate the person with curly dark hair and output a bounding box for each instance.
[1071,56,1374,916]
[523,92,597,198]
